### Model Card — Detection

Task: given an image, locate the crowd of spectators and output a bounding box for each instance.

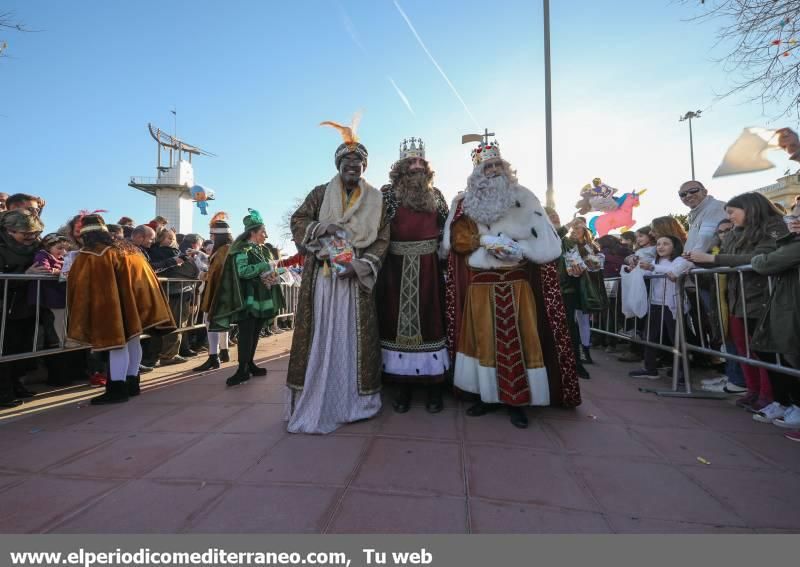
[558,181,800,441]
[0,197,297,408]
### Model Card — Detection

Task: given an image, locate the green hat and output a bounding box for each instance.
[243,208,264,232]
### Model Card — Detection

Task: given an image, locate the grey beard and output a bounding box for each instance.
[462,175,516,225]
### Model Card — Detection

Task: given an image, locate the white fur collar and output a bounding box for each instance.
[318,175,383,249]
[440,186,561,268]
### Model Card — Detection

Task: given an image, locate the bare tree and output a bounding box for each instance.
[682,0,800,118]
[0,12,32,32]
[280,196,306,242]
[1,11,39,59]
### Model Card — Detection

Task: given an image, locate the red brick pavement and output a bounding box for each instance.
[0,334,798,533]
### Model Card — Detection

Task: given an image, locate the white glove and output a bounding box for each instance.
[481,234,523,261]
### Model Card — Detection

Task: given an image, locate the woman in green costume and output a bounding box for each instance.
[209,209,277,386]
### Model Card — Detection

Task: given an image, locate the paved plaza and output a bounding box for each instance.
[0,332,798,533]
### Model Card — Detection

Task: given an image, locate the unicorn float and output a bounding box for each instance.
[586,189,647,237]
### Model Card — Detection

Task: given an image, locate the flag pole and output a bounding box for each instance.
[543,0,555,210]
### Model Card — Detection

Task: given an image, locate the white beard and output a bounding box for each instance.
[462,174,517,225]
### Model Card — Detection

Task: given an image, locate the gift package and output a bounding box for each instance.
[319,231,355,276]
[260,261,287,286]
[481,234,522,260]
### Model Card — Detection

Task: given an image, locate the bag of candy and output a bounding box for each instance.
[319,231,355,275]
[481,234,523,261]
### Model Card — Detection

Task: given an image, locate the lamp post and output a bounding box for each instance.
[679,110,702,181]
[543,0,554,210]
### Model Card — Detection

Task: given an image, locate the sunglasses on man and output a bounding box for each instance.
[679,187,702,199]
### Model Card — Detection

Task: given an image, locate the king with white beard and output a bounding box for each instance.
[441,139,582,428]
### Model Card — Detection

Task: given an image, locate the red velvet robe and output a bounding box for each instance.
[377,206,449,383]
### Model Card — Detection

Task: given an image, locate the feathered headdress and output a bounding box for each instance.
[209,211,231,235]
[320,111,361,146]
[209,211,229,227]
[321,112,369,169]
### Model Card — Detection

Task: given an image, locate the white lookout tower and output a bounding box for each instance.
[129,123,214,234]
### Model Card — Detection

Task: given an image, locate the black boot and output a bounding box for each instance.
[126,375,140,397]
[577,363,591,380]
[508,406,529,429]
[225,365,251,387]
[393,383,412,413]
[219,349,230,363]
[248,324,266,375]
[582,346,594,365]
[425,384,444,414]
[466,401,499,417]
[248,362,267,377]
[91,379,129,405]
[193,355,220,372]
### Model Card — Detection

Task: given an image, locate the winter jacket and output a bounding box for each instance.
[647,256,693,316]
[685,196,727,253]
[0,230,39,320]
[141,245,182,274]
[713,217,788,320]
[601,245,633,278]
[28,250,66,309]
[751,232,800,355]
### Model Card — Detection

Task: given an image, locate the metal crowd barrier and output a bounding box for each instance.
[274,282,300,327]
[590,264,800,398]
[1,273,301,363]
[682,265,800,380]
[0,274,203,363]
[589,272,689,396]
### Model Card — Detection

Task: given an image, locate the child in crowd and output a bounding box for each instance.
[30,233,71,348]
[617,227,659,363]
[629,235,693,379]
[620,230,636,250]
[625,227,657,269]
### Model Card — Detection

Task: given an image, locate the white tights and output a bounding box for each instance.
[108,338,143,382]
[203,315,228,356]
[207,329,228,356]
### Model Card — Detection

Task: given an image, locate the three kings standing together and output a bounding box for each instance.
[286,122,581,434]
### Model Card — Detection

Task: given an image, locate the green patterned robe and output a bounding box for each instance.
[209,241,276,331]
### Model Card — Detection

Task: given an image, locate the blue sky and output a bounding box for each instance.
[2,0,795,252]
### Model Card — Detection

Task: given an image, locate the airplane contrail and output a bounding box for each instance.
[392,0,479,128]
[388,76,416,116]
[338,3,367,54]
